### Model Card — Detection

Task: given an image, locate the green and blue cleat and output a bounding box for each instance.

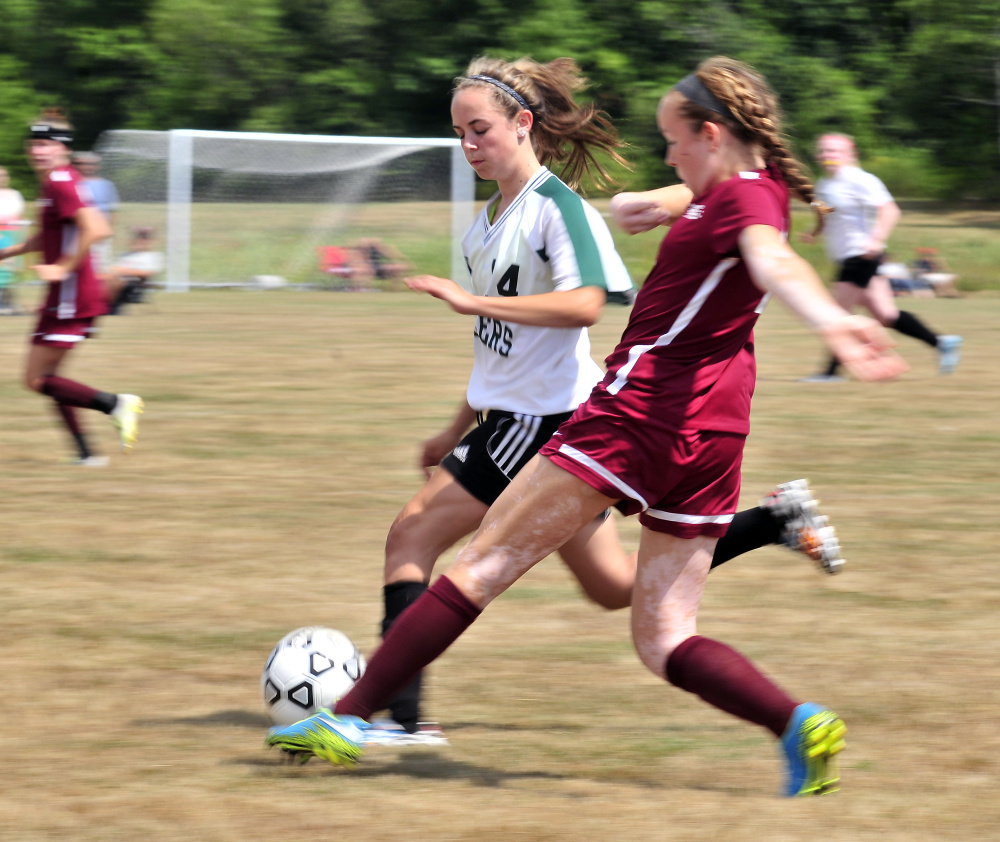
[780,702,847,796]
[266,709,443,766]
[266,709,367,767]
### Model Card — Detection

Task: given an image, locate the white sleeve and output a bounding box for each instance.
[859,170,893,206]
[541,199,632,294]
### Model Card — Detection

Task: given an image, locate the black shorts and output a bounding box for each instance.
[837,255,883,289]
[441,409,574,506]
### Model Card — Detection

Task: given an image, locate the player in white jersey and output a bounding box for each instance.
[461,164,633,416]
[802,133,961,380]
[371,56,842,738]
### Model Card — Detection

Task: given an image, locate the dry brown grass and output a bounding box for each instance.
[1,286,997,841]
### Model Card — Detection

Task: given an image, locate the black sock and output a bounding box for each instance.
[53,402,91,460]
[893,311,938,348]
[823,356,840,377]
[711,507,781,570]
[382,580,429,732]
[93,391,118,414]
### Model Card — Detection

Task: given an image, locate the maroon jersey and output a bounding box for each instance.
[539,168,789,533]
[596,167,789,435]
[39,165,106,319]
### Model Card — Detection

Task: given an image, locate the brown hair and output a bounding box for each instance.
[454,56,629,191]
[674,57,824,213]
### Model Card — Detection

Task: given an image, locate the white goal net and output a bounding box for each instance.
[94,129,476,292]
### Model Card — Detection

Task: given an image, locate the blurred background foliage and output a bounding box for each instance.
[0,0,998,199]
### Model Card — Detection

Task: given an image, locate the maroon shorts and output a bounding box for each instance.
[539,400,745,538]
[32,313,98,348]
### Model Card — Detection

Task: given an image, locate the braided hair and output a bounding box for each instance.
[674,57,829,223]
[454,56,629,192]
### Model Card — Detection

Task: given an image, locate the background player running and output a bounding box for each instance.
[801,132,961,380]
[0,110,143,465]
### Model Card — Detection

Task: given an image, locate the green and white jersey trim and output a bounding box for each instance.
[462,167,633,416]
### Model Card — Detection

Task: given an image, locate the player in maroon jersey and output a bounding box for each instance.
[0,110,143,464]
[267,58,907,796]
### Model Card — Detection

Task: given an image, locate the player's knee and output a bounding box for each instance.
[582,584,631,611]
[633,636,670,677]
[632,627,687,677]
[384,512,439,584]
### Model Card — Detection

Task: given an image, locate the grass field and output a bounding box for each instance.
[0,282,998,841]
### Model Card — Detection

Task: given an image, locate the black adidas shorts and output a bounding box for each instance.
[441,409,574,506]
[837,255,883,288]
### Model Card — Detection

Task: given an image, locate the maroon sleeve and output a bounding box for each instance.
[48,171,89,221]
[711,177,788,256]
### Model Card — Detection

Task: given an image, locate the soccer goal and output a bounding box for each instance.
[94,129,476,292]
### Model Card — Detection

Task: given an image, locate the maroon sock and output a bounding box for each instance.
[54,402,91,459]
[41,375,116,413]
[335,575,481,721]
[665,635,798,737]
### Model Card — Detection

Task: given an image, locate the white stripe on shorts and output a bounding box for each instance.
[491,412,541,474]
[644,508,734,526]
[41,333,86,344]
[555,443,649,509]
[607,257,738,395]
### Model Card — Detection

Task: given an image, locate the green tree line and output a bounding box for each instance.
[1,0,998,198]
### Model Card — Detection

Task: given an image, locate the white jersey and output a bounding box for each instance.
[0,188,25,224]
[114,249,165,276]
[816,165,894,263]
[462,167,633,416]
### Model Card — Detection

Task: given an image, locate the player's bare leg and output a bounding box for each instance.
[384,467,488,586]
[23,342,69,391]
[633,527,844,796]
[24,340,142,458]
[860,274,900,326]
[446,456,615,607]
[380,467,487,733]
[630,530,714,670]
[557,514,635,610]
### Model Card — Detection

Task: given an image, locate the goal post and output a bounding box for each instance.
[94,129,476,292]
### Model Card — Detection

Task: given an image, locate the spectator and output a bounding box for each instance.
[0,166,27,313]
[0,166,25,223]
[104,226,165,315]
[351,238,411,291]
[913,248,961,298]
[72,151,120,273]
[880,253,933,298]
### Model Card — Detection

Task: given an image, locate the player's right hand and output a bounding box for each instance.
[420,430,461,478]
[609,193,673,235]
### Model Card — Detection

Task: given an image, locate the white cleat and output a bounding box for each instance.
[365,718,449,747]
[762,479,844,574]
[111,394,144,452]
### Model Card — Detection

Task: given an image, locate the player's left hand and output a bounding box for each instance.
[609,194,673,235]
[32,263,69,283]
[821,314,909,382]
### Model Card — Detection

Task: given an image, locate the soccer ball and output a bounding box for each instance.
[261,626,366,726]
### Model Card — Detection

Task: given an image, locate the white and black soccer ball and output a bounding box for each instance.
[261,626,366,726]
